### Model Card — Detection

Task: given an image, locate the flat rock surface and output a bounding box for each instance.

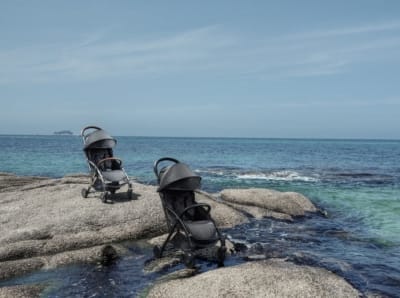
[1,173,328,298]
[220,188,317,217]
[147,259,360,298]
[0,284,45,298]
[0,174,247,280]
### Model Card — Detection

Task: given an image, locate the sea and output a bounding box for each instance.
[0,135,399,297]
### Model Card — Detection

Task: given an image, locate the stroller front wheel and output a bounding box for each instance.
[81,188,89,198]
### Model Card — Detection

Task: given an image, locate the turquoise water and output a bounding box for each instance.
[1,135,399,296]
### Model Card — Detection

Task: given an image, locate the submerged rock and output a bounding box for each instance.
[147,259,360,298]
[220,188,317,217]
[0,244,124,280]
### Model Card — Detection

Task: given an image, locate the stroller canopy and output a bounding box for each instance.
[83,129,116,150]
[158,163,201,192]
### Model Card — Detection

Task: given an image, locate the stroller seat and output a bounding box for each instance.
[153,157,226,267]
[80,126,133,203]
[184,220,218,242]
[101,170,126,182]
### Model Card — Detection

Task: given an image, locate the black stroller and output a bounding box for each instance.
[153,157,226,267]
[80,126,132,203]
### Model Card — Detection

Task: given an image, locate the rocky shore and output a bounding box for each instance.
[0,173,360,297]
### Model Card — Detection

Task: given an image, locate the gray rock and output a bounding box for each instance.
[0,174,247,281]
[220,188,317,217]
[0,244,123,280]
[195,190,248,228]
[147,259,360,298]
[0,284,45,298]
[0,173,48,192]
[223,201,293,221]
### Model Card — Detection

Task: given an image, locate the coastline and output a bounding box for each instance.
[0,172,360,297]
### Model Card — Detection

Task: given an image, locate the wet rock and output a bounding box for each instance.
[0,284,45,298]
[0,257,45,280]
[146,233,235,270]
[0,244,124,280]
[220,188,317,217]
[45,244,124,268]
[144,256,182,273]
[147,259,360,298]
[156,268,197,282]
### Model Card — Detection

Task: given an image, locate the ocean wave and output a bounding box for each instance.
[195,168,319,182]
[236,170,319,182]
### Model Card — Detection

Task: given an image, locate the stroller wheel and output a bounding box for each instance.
[217,246,226,267]
[100,192,109,203]
[153,245,162,258]
[81,188,89,198]
[127,188,133,200]
[183,252,195,269]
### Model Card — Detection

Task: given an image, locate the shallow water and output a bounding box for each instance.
[1,135,399,296]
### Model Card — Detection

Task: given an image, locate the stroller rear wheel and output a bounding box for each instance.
[217,246,226,267]
[81,188,89,198]
[127,188,133,200]
[100,192,109,203]
[153,245,162,258]
[183,252,195,269]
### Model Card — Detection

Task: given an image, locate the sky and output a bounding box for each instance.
[1,1,400,138]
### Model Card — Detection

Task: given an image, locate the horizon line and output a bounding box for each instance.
[0,133,399,141]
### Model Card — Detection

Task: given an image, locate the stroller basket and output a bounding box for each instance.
[80,125,132,203]
[153,157,226,267]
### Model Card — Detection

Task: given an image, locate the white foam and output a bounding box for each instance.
[237,170,319,182]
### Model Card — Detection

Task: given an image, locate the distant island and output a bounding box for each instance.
[53,130,73,135]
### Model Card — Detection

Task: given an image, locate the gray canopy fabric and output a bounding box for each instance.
[83,129,116,149]
[158,163,201,192]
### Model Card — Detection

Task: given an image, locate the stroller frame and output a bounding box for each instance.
[80,125,132,203]
[153,157,226,267]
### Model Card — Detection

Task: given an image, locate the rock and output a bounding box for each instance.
[0,174,247,281]
[144,256,182,273]
[223,201,293,221]
[0,257,45,280]
[147,259,360,298]
[0,244,124,280]
[0,284,45,298]
[195,191,248,228]
[220,188,317,217]
[0,173,48,192]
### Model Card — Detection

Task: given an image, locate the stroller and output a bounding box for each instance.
[80,126,132,203]
[153,157,226,267]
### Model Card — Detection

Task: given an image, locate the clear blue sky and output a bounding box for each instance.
[1,1,399,138]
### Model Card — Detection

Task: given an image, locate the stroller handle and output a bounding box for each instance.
[153,157,180,180]
[80,125,102,137]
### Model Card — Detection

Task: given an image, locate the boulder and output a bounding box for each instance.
[0,174,247,281]
[220,188,317,217]
[195,190,248,228]
[147,259,360,298]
